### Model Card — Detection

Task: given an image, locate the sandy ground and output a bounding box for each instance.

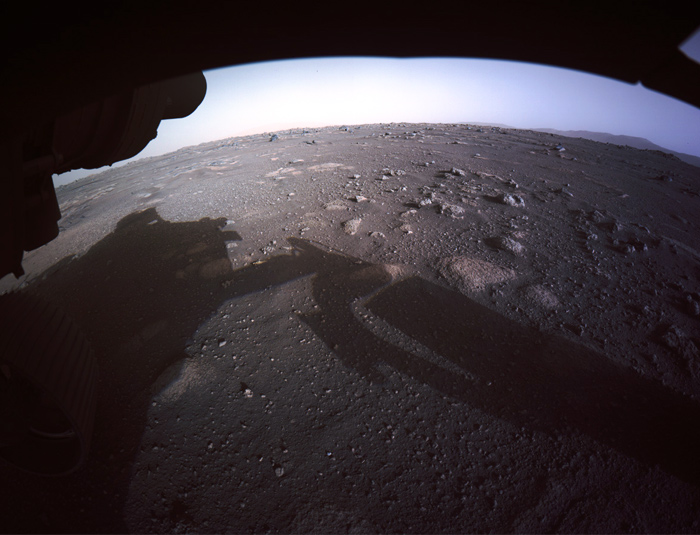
[1,123,700,533]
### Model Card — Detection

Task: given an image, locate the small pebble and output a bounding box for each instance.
[686,296,700,316]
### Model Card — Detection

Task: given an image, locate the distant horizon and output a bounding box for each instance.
[53,119,700,188]
[54,44,700,187]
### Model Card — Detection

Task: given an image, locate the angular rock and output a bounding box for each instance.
[438,203,465,218]
[486,236,525,255]
[660,325,700,368]
[559,187,574,197]
[685,295,700,317]
[589,210,606,223]
[342,218,362,235]
[495,193,525,207]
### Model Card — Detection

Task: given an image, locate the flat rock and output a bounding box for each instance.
[521,284,560,310]
[323,201,347,211]
[438,256,517,293]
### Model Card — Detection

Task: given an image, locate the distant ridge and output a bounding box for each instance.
[532,128,700,169]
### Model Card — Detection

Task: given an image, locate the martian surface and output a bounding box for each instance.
[1,123,700,533]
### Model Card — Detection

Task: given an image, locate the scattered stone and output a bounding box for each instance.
[369,231,386,239]
[589,210,606,223]
[438,203,465,218]
[275,466,285,477]
[351,174,361,179]
[352,195,369,203]
[270,134,279,142]
[450,168,466,177]
[244,388,254,398]
[564,323,584,336]
[438,256,517,293]
[662,325,685,350]
[616,238,647,254]
[494,193,525,207]
[399,223,413,234]
[559,187,574,197]
[343,218,362,235]
[685,295,700,316]
[554,144,565,152]
[660,325,700,372]
[486,236,526,255]
[418,198,433,207]
[381,168,406,177]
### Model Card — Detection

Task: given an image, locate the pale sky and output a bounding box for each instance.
[54,29,700,187]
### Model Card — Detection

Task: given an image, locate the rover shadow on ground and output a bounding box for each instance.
[3,206,700,532]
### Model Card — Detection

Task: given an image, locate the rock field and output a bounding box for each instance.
[1,123,700,533]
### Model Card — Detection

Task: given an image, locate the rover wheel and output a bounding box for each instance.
[0,292,97,475]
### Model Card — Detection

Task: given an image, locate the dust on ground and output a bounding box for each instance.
[2,123,700,533]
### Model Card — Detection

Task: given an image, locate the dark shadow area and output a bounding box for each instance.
[0,207,241,533]
[3,207,700,532]
[227,236,700,488]
[365,278,700,487]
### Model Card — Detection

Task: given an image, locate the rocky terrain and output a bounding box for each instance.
[1,123,700,533]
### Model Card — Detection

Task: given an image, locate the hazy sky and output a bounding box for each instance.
[54,28,700,186]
